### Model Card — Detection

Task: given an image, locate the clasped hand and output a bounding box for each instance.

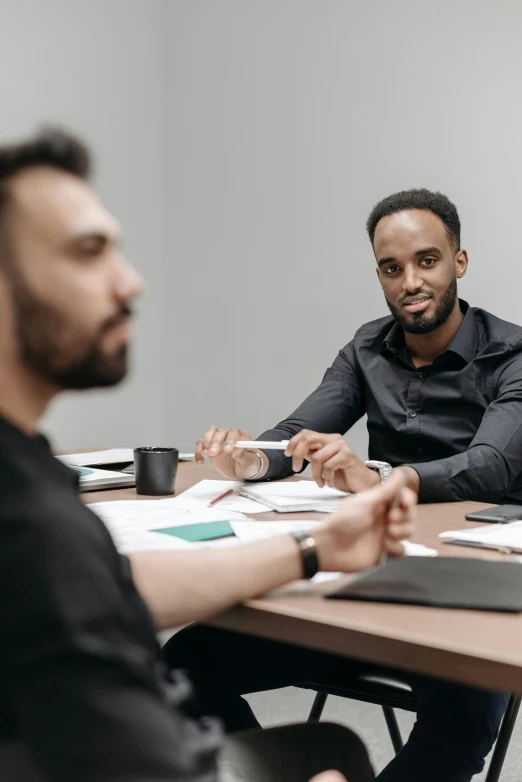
[285,430,380,493]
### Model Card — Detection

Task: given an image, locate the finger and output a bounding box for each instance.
[208,428,229,457]
[290,433,324,472]
[223,428,242,454]
[284,430,309,456]
[201,426,218,456]
[387,521,415,542]
[384,539,406,557]
[195,439,205,465]
[321,449,356,472]
[309,441,345,467]
[321,467,337,488]
[311,459,325,488]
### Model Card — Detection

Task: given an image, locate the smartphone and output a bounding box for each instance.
[465,504,522,523]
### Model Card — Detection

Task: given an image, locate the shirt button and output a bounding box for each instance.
[416,371,423,378]
[408,410,417,418]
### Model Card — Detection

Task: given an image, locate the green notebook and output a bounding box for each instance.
[152,521,235,542]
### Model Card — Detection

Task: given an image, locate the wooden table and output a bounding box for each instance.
[85,463,522,696]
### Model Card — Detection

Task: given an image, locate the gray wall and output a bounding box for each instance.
[4,0,522,456]
[164,0,522,457]
[0,0,168,448]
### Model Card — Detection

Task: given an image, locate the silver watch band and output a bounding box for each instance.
[365,460,392,482]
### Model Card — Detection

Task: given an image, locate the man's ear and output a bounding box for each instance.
[456,249,468,279]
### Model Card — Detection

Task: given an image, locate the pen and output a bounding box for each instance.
[207,488,235,508]
[379,468,408,568]
[235,440,289,450]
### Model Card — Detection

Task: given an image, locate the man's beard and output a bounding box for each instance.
[386,276,458,335]
[8,274,130,390]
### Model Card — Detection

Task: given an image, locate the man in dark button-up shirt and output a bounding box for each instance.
[185,188,515,782]
[198,189,522,507]
[256,299,522,504]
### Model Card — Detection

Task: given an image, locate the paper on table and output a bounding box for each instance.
[239,480,349,513]
[231,520,438,557]
[90,498,247,532]
[58,449,134,467]
[109,527,198,554]
[58,449,195,468]
[440,521,522,550]
[173,480,272,514]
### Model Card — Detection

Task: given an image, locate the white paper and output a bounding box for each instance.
[440,520,522,550]
[231,520,438,557]
[58,449,195,468]
[58,449,134,467]
[402,540,438,557]
[112,528,198,553]
[231,519,323,542]
[172,480,271,514]
[90,498,247,533]
[239,480,349,513]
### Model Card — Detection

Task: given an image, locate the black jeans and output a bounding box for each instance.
[163,625,509,782]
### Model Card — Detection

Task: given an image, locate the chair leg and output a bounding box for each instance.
[307,692,328,722]
[382,706,404,755]
[485,695,521,782]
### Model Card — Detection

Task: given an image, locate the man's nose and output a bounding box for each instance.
[402,265,423,292]
[114,255,146,302]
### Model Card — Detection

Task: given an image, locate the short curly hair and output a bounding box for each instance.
[366,188,460,251]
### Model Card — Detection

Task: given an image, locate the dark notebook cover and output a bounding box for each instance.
[327,557,522,613]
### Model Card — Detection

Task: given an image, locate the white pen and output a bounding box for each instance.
[235,440,290,451]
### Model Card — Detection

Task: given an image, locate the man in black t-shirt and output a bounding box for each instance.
[0,129,415,782]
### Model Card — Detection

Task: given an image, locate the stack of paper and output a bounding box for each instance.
[58,448,195,468]
[440,521,522,553]
[174,480,272,514]
[239,481,349,513]
[90,497,248,553]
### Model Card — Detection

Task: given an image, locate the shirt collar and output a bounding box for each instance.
[381,300,479,366]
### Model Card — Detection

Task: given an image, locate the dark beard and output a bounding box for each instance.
[386,277,458,335]
[7,272,129,390]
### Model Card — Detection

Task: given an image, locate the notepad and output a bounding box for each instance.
[440,521,522,553]
[239,480,349,513]
[153,521,234,542]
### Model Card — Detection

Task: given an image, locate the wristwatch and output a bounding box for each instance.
[365,460,392,483]
[291,530,319,579]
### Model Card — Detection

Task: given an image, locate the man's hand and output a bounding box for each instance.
[309,772,347,782]
[195,426,265,480]
[285,430,379,493]
[315,470,416,573]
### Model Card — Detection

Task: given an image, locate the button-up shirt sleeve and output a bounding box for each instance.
[256,342,365,481]
[408,351,522,503]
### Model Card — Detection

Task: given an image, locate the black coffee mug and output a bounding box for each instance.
[134,447,179,496]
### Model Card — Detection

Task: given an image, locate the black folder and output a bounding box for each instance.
[327,557,522,613]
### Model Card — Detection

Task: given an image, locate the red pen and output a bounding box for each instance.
[207,488,235,508]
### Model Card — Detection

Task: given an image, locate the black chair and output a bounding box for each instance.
[299,668,520,782]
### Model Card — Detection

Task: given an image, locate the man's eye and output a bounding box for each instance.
[421,257,436,266]
[384,265,399,274]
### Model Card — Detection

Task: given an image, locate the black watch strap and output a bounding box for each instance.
[291,531,319,580]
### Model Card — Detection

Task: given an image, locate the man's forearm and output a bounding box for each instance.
[406,444,511,503]
[129,535,303,630]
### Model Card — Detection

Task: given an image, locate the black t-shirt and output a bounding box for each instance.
[0,417,221,781]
